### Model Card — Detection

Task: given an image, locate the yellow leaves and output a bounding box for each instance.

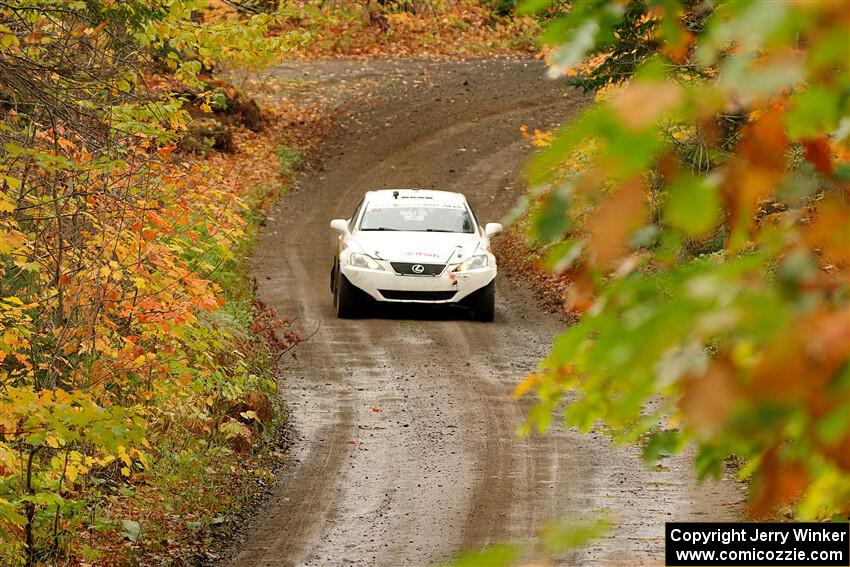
[97,455,115,467]
[0,297,34,373]
[532,131,553,148]
[512,373,540,400]
[2,330,26,352]
[0,190,15,212]
[94,335,113,355]
[118,448,132,468]
[730,340,757,369]
[0,24,20,49]
[0,41,295,557]
[0,224,27,254]
[131,352,156,369]
[520,125,554,148]
[60,451,91,485]
[109,260,123,281]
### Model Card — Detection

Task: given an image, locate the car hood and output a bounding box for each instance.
[351,231,484,264]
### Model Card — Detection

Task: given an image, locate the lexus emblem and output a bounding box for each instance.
[411,264,425,274]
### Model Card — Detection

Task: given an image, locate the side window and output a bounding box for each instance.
[349,199,364,231]
[466,203,481,233]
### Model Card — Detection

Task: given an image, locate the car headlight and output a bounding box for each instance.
[348,253,385,271]
[454,254,488,272]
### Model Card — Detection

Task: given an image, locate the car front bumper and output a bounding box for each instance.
[341,264,496,303]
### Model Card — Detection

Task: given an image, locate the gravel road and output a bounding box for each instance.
[224,58,744,567]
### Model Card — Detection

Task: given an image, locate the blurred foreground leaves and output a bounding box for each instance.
[516,0,849,520]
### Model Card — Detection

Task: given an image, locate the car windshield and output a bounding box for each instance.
[359,204,475,233]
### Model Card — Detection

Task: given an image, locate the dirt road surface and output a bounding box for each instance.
[224,59,744,567]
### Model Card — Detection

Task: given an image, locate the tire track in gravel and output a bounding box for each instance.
[221,58,744,567]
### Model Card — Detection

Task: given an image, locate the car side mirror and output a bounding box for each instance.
[330,219,349,234]
[484,223,503,237]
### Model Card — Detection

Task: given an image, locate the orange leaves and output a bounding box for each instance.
[737,105,788,173]
[749,309,848,405]
[751,448,808,519]
[723,106,789,249]
[585,177,648,268]
[518,0,850,524]
[278,3,537,59]
[146,211,171,231]
[56,137,76,152]
[679,356,741,438]
[802,196,850,268]
[157,144,177,158]
[512,373,540,400]
[610,81,682,131]
[663,29,694,64]
[801,137,833,177]
[520,124,555,148]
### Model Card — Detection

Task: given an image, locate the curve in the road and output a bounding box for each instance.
[225,58,743,567]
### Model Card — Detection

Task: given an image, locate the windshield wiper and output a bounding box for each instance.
[424,229,455,232]
[360,227,399,231]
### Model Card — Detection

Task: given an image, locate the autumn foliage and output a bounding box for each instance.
[516,0,849,520]
[277,1,539,57]
[0,2,305,564]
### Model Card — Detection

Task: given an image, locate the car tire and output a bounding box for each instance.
[469,279,495,322]
[335,273,363,319]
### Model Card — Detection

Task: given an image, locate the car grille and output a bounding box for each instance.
[390,262,445,276]
[378,290,456,301]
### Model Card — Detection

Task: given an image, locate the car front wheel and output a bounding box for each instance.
[335,272,363,319]
[467,279,495,322]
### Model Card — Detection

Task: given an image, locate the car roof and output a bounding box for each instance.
[364,189,468,206]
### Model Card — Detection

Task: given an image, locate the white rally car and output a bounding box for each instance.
[329,189,502,321]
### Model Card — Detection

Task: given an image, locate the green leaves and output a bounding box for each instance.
[442,516,611,566]
[786,86,842,140]
[519,0,850,522]
[545,19,601,78]
[443,544,520,567]
[531,185,571,243]
[643,429,685,464]
[120,519,142,543]
[663,174,721,236]
[0,1,297,561]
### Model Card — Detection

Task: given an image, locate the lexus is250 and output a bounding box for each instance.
[329,189,502,321]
